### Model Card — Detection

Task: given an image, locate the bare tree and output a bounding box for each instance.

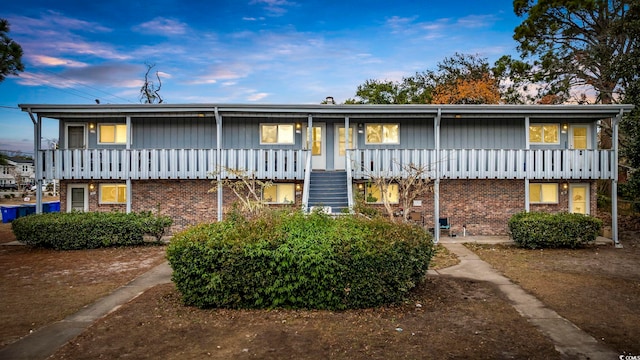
[208,167,273,218]
[361,162,432,222]
[139,63,164,104]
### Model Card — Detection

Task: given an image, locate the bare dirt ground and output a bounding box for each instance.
[1,215,638,359]
[467,227,640,355]
[0,223,167,347]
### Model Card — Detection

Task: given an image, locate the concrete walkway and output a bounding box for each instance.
[434,242,617,360]
[0,238,619,359]
[0,262,172,360]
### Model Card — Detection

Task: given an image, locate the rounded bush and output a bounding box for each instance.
[167,210,434,310]
[508,211,602,249]
[11,211,172,250]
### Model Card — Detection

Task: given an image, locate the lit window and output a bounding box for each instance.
[260,124,295,144]
[366,183,399,204]
[529,183,558,204]
[99,184,127,204]
[365,124,399,144]
[99,124,127,144]
[263,183,295,203]
[529,124,559,144]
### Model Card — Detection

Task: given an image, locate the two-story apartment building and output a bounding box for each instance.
[20,103,633,243]
[0,157,35,190]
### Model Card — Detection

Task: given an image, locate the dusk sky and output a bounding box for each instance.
[1,0,523,153]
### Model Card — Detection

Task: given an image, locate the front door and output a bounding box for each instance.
[569,184,589,215]
[569,125,589,149]
[334,124,356,170]
[309,123,326,170]
[67,184,88,212]
[66,124,86,149]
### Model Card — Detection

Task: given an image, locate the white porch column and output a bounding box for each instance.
[434,109,441,244]
[524,116,530,212]
[126,116,132,214]
[215,108,223,221]
[612,110,622,247]
[28,111,43,213]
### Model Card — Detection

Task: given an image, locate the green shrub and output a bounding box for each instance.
[167,210,433,310]
[11,211,172,250]
[508,211,602,249]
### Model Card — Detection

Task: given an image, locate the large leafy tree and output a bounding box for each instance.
[620,79,640,200]
[513,0,639,105]
[347,53,501,105]
[430,53,501,104]
[0,19,24,83]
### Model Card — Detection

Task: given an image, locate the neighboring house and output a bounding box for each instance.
[20,103,633,243]
[0,157,35,190]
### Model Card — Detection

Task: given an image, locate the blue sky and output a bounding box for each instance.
[0,0,522,153]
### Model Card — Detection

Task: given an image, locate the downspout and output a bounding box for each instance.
[27,110,43,214]
[612,109,622,248]
[125,115,132,214]
[524,116,530,212]
[215,107,223,221]
[345,116,354,212]
[434,108,441,244]
[302,114,313,212]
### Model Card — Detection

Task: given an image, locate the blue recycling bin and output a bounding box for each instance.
[43,201,60,213]
[1,205,19,223]
[17,204,36,218]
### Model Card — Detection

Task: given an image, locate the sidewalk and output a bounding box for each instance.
[0,262,172,360]
[434,242,617,360]
[0,239,619,360]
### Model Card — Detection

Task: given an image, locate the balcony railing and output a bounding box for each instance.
[37,149,306,180]
[349,148,615,180]
[37,148,615,181]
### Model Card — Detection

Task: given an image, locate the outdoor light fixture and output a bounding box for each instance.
[357,183,364,190]
[358,123,364,134]
[562,123,568,133]
[562,183,569,190]
[295,122,302,134]
[89,123,96,133]
[295,183,302,191]
[89,183,96,191]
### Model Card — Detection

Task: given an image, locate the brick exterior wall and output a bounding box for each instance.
[356,179,597,236]
[59,179,303,234]
[59,178,596,236]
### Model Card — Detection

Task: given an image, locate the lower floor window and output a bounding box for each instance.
[263,183,295,204]
[366,183,399,204]
[529,183,558,204]
[99,184,127,204]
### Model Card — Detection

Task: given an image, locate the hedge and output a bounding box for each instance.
[508,211,602,249]
[11,211,172,250]
[167,210,434,310]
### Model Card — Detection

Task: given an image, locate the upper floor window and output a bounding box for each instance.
[99,124,127,144]
[99,184,127,204]
[365,124,399,144]
[529,183,558,204]
[263,183,295,203]
[261,124,294,145]
[529,124,559,144]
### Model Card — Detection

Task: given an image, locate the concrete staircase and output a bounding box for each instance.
[307,171,349,214]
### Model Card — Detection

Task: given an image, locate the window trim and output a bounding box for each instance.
[364,123,400,145]
[98,183,127,204]
[529,123,560,145]
[263,183,296,204]
[529,183,559,204]
[97,123,128,145]
[260,123,295,145]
